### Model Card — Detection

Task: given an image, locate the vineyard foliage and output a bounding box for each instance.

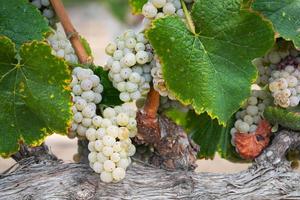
[0,0,299,161]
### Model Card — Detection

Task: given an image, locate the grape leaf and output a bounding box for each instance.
[129,0,147,14]
[0,36,72,157]
[0,0,50,47]
[187,111,244,161]
[94,67,122,107]
[147,0,275,125]
[252,0,300,49]
[242,0,253,8]
[264,106,300,131]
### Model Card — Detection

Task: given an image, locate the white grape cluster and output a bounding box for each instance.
[47,27,78,64]
[69,67,103,138]
[105,30,153,102]
[87,103,137,183]
[230,86,271,146]
[30,0,56,25]
[151,60,176,100]
[142,0,193,20]
[269,65,300,108]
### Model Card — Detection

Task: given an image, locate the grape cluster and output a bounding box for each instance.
[142,0,193,21]
[30,0,56,26]
[230,86,272,146]
[253,44,300,108]
[254,47,291,86]
[105,30,153,102]
[69,67,103,138]
[47,28,79,64]
[151,60,177,100]
[87,104,137,183]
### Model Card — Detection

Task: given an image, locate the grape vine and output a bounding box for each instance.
[0,0,300,186]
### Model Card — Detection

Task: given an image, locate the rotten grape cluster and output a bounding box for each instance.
[47,27,79,64]
[105,30,153,102]
[70,67,103,138]
[30,0,56,25]
[87,104,137,182]
[230,85,272,146]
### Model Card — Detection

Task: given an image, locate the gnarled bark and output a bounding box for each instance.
[1,130,300,200]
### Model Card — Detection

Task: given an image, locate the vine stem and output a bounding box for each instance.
[50,0,92,64]
[143,87,160,118]
[180,0,196,34]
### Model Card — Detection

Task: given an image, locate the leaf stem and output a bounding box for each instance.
[50,0,92,64]
[180,0,196,34]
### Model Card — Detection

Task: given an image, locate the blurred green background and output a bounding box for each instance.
[62,0,129,21]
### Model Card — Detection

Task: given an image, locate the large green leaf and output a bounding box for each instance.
[94,67,122,107]
[147,0,274,125]
[0,0,50,47]
[129,0,147,14]
[264,106,300,131]
[252,0,300,49]
[0,36,72,157]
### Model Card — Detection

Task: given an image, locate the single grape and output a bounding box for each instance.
[163,2,176,15]
[93,162,104,173]
[77,125,87,136]
[102,146,114,157]
[142,3,158,18]
[136,51,149,65]
[73,112,83,123]
[111,152,121,163]
[112,167,126,181]
[94,140,104,151]
[86,128,97,141]
[103,135,116,147]
[117,113,129,126]
[106,125,119,138]
[123,53,137,67]
[105,43,117,55]
[82,118,92,127]
[100,171,113,183]
[103,160,116,172]
[88,152,97,163]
